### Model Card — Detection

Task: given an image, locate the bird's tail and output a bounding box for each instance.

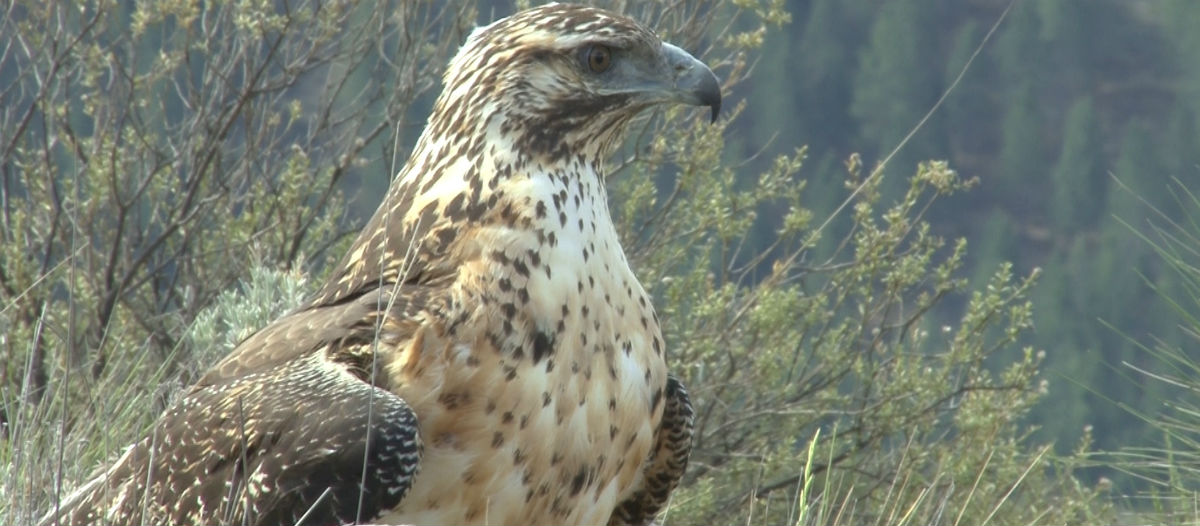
[36,442,139,526]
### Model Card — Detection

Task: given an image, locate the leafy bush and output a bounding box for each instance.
[612,125,1109,522]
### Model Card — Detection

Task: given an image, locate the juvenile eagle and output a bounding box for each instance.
[42,4,718,525]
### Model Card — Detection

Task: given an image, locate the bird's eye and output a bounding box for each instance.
[585,45,612,73]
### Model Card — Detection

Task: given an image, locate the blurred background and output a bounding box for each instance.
[726,0,1200,480]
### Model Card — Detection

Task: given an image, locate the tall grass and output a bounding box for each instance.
[1102,176,1200,525]
[0,267,310,523]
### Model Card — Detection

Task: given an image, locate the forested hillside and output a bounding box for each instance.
[734,0,1200,472]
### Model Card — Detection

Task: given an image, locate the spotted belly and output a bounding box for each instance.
[378,333,664,525]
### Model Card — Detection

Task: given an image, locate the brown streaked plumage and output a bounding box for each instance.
[41,4,717,525]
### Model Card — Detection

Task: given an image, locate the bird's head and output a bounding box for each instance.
[310,5,719,307]
[427,3,721,163]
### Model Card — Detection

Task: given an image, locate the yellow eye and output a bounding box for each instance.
[585,45,612,73]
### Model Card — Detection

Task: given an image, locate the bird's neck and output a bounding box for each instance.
[396,119,616,236]
[417,139,649,356]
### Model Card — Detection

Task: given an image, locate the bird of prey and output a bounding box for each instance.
[41,3,718,525]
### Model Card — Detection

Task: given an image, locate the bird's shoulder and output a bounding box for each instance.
[197,274,450,388]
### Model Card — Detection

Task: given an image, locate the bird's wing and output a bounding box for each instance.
[198,283,440,386]
[45,288,430,526]
[158,354,418,525]
[609,375,695,525]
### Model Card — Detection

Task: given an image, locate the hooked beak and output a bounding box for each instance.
[659,42,721,122]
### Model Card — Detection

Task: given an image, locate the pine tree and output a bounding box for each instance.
[1109,119,1164,226]
[793,0,856,154]
[1157,0,1200,115]
[742,25,799,163]
[997,83,1048,218]
[992,1,1046,92]
[943,20,995,162]
[849,1,941,168]
[1050,96,1106,234]
[1032,0,1093,95]
[969,209,1019,291]
[1164,105,1200,194]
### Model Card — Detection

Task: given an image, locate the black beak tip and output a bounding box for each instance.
[699,74,721,123]
[700,77,715,122]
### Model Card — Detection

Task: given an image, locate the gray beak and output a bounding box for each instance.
[661,43,721,122]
